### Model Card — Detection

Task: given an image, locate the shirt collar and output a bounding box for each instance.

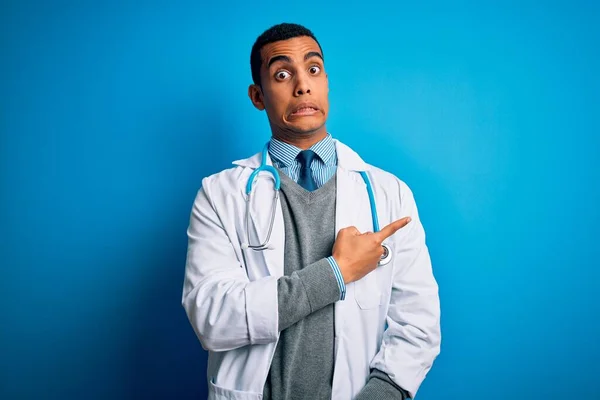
[233,139,368,171]
[268,133,337,167]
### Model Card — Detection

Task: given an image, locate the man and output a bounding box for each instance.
[182,23,441,399]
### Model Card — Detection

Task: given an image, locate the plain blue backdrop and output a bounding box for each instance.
[1,1,599,399]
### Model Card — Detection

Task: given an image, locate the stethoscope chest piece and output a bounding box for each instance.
[379,243,392,266]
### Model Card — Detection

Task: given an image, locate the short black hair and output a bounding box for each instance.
[250,23,323,86]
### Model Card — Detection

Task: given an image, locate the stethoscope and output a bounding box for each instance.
[243,143,392,266]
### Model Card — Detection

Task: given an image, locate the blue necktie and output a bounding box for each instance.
[297,150,317,191]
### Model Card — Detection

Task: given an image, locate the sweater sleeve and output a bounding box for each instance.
[276,258,341,331]
[353,369,410,400]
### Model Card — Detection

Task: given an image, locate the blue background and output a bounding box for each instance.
[1,1,599,399]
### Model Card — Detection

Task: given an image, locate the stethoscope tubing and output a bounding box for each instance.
[245,143,392,266]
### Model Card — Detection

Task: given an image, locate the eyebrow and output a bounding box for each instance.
[267,55,291,68]
[304,51,323,62]
[267,51,324,68]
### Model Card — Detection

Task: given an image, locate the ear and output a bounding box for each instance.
[248,84,265,111]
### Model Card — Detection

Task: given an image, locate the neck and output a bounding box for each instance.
[271,126,328,150]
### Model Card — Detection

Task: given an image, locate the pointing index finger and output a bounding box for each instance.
[375,217,412,241]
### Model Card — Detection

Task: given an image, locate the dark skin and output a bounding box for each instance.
[248,36,329,150]
[247,36,411,282]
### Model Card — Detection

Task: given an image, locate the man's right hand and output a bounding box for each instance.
[332,217,412,284]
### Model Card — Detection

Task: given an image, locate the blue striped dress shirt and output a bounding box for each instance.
[268,134,346,300]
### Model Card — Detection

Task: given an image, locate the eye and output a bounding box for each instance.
[275,70,291,81]
[308,65,321,75]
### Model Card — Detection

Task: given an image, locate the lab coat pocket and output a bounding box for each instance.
[208,379,263,400]
[353,272,383,309]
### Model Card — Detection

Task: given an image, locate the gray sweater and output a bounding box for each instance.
[263,170,339,400]
[262,170,408,400]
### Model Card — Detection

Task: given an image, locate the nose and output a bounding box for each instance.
[295,87,310,95]
[294,71,311,96]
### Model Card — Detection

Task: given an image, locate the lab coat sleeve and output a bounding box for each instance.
[181,183,279,352]
[370,182,441,398]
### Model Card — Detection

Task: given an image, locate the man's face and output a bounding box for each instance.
[249,36,329,136]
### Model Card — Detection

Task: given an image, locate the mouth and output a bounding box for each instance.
[289,103,320,117]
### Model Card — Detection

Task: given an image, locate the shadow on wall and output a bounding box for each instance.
[124,100,239,399]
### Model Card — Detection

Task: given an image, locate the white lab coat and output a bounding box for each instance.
[182,139,441,400]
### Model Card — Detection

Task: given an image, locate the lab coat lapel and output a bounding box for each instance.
[335,169,371,236]
[334,140,372,235]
